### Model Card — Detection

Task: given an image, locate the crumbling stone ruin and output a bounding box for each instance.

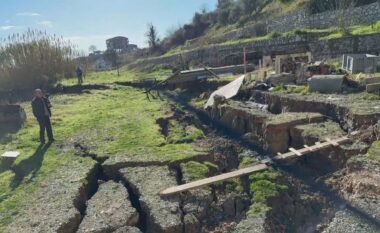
[0,105,26,124]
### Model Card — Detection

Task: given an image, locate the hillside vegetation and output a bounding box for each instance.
[158,0,378,54]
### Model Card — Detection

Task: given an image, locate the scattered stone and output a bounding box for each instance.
[120,166,183,233]
[77,181,139,233]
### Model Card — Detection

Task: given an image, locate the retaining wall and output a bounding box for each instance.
[129,33,380,70]
[269,2,380,33]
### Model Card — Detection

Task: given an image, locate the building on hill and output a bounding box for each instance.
[106,36,138,53]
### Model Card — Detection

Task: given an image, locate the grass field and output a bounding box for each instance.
[0,70,201,230]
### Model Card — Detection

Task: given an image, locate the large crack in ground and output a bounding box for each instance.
[162,89,380,232]
[71,141,152,233]
[59,83,379,232]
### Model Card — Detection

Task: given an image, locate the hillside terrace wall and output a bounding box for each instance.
[269,2,380,33]
[187,2,380,46]
[129,33,380,69]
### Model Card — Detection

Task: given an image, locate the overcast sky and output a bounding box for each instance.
[0,0,217,53]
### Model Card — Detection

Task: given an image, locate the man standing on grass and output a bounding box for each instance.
[76,66,84,85]
[31,89,54,144]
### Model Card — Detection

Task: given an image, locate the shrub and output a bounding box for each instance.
[0,30,77,90]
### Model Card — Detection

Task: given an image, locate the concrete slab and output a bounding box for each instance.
[366,83,380,93]
[1,151,19,158]
[364,77,380,85]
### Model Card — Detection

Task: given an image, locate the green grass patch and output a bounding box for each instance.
[166,120,204,144]
[363,93,380,101]
[225,178,245,194]
[272,85,309,95]
[366,140,380,163]
[246,202,270,217]
[246,170,288,217]
[320,21,380,40]
[250,180,288,203]
[0,71,204,229]
[181,161,210,181]
[351,21,380,36]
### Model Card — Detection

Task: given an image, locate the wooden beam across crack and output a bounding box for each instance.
[160,136,350,196]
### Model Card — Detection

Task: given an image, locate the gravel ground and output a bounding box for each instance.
[78,181,139,233]
[323,209,380,233]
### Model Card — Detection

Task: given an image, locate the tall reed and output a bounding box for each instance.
[0,29,78,90]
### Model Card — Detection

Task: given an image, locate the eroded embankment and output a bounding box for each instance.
[199,88,380,232]
[69,94,336,233]
[251,91,380,132]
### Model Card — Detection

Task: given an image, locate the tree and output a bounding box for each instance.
[146,23,160,52]
[89,45,97,53]
[240,0,259,16]
[104,49,120,76]
[217,0,233,25]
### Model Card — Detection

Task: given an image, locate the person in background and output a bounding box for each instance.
[76,66,83,85]
[31,89,54,144]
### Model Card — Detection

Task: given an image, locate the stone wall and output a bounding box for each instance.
[187,2,380,47]
[129,33,380,70]
[268,2,380,32]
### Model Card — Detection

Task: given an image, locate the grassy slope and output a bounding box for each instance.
[0,71,200,230]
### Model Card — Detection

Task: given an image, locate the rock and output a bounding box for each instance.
[114,226,143,233]
[0,104,26,124]
[77,181,139,233]
[309,75,348,93]
[266,73,296,86]
[290,121,345,148]
[182,189,213,233]
[264,112,325,154]
[232,216,265,233]
[119,166,183,233]
[323,209,380,233]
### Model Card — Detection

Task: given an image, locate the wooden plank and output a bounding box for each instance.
[160,163,268,196]
[161,136,350,195]
[289,147,302,156]
[325,138,339,146]
[304,144,313,152]
[272,136,349,161]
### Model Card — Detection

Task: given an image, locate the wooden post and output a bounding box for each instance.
[243,47,247,74]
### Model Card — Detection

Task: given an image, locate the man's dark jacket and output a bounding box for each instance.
[31,97,52,119]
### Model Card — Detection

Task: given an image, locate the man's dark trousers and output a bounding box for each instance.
[37,116,53,143]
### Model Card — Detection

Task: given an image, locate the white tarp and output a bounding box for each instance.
[205,75,245,109]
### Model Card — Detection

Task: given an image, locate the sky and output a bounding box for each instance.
[0,0,217,54]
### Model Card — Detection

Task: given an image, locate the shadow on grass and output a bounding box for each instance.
[10,142,52,189]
